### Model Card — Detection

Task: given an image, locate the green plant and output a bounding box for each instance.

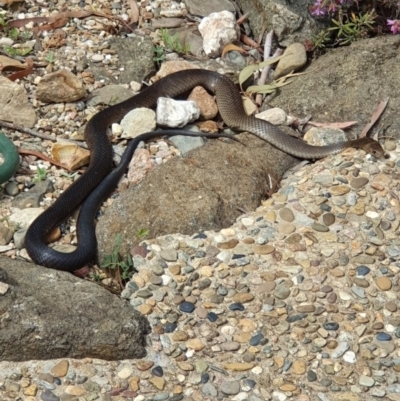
[136,228,149,240]
[311,30,332,49]
[329,10,376,45]
[45,51,57,64]
[100,234,134,281]
[308,0,400,51]
[3,46,33,56]
[153,45,166,66]
[34,166,47,182]
[60,171,79,180]
[153,28,191,65]
[8,27,19,41]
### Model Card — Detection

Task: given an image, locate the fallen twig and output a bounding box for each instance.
[0,120,88,149]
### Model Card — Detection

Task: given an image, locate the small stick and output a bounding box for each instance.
[0,120,88,149]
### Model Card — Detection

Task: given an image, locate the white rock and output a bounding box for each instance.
[111,123,123,136]
[91,54,104,62]
[0,282,9,295]
[272,391,287,401]
[156,98,200,128]
[117,366,132,379]
[256,108,288,126]
[129,80,141,92]
[331,341,349,358]
[232,392,249,401]
[343,351,356,363]
[120,108,156,139]
[199,11,239,56]
[366,211,380,219]
[251,366,263,374]
[0,37,14,46]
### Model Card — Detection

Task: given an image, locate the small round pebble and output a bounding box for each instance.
[229,303,245,311]
[207,312,218,322]
[307,370,317,382]
[356,265,370,276]
[179,302,195,313]
[323,322,339,331]
[152,366,164,377]
[376,332,392,341]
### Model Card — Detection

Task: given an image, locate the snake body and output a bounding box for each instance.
[25,69,384,272]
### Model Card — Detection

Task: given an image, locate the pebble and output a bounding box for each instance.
[375,276,392,290]
[376,332,392,341]
[179,301,195,313]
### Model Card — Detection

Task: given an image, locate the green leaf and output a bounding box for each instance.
[238,55,285,86]
[245,79,293,94]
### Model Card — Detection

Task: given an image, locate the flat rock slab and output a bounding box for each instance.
[0,257,150,361]
[270,35,400,140]
[96,133,298,260]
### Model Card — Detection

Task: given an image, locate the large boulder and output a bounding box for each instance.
[0,257,150,361]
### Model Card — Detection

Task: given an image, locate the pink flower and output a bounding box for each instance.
[388,19,400,34]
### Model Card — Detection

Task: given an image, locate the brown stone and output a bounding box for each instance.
[149,377,166,390]
[292,359,306,375]
[350,177,369,189]
[50,360,69,377]
[172,331,189,341]
[224,362,255,371]
[186,338,205,351]
[322,213,335,226]
[375,276,392,291]
[252,244,275,255]
[217,239,239,249]
[136,361,154,371]
[233,293,254,303]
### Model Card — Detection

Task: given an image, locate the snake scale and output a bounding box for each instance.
[24,69,384,272]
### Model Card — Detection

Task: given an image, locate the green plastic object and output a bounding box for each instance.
[0,132,19,185]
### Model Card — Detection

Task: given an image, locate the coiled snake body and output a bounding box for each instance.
[25,69,384,272]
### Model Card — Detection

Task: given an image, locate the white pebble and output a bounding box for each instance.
[117,366,132,379]
[343,351,356,363]
[251,366,263,375]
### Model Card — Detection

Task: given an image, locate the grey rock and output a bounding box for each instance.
[0,223,13,246]
[86,85,135,108]
[170,131,206,154]
[97,133,297,260]
[220,380,240,395]
[0,76,37,128]
[89,37,155,84]
[271,36,400,141]
[12,179,54,208]
[202,382,218,397]
[183,0,236,16]
[0,257,150,361]
[13,228,26,249]
[234,0,326,46]
[5,181,19,196]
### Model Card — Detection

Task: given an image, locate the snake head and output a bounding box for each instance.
[364,141,385,159]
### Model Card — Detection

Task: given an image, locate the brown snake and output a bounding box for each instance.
[25,69,384,272]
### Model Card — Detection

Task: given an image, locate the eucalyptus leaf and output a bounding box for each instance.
[245,79,293,94]
[238,54,285,86]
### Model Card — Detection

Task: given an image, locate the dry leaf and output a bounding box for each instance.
[222,43,246,58]
[360,98,389,138]
[240,34,261,50]
[127,0,140,23]
[307,121,358,129]
[7,58,34,81]
[0,55,28,70]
